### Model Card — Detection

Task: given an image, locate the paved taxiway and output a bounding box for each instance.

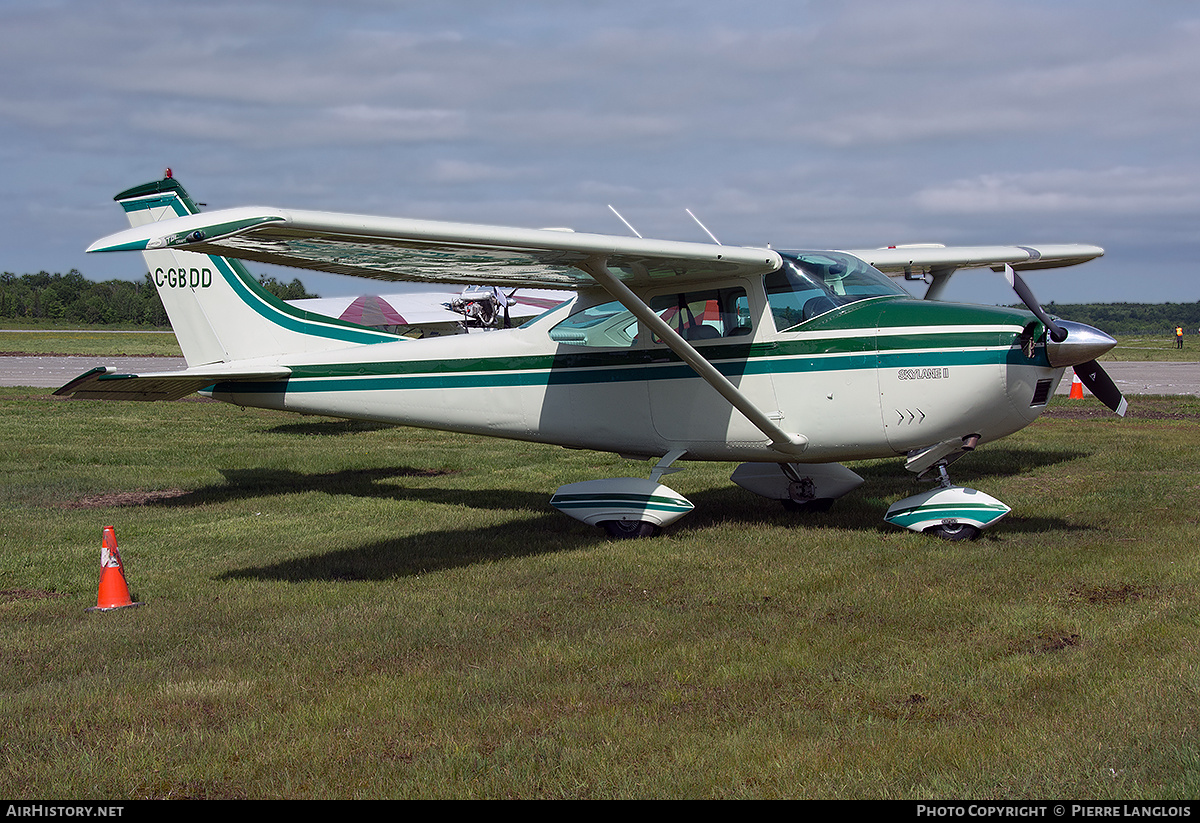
[1,356,186,389]
[3,355,1200,397]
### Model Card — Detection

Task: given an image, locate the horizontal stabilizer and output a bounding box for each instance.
[55,365,291,402]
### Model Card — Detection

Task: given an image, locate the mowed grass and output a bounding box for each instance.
[1106,336,1200,362]
[3,387,1200,799]
[0,328,181,357]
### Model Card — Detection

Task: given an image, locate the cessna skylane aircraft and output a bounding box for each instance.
[58,174,1126,540]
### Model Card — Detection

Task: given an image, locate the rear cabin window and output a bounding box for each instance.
[547,300,639,348]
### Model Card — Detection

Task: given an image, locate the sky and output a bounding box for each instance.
[3,0,1199,306]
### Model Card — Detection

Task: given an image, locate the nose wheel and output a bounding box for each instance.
[922,520,980,541]
[884,463,1010,540]
[600,519,662,539]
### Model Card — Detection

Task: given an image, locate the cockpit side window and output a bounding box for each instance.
[765,251,906,332]
[547,286,752,348]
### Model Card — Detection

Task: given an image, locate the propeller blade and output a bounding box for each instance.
[1074,360,1128,417]
[1004,264,1067,343]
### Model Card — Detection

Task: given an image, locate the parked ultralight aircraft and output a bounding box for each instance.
[58,174,1126,539]
[287,286,574,337]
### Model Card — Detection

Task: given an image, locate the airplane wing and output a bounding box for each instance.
[86,203,1101,288]
[848,243,1104,275]
[54,365,291,401]
[839,243,1104,301]
[87,207,783,290]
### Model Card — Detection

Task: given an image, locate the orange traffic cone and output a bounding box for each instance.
[88,526,142,612]
[1070,372,1084,399]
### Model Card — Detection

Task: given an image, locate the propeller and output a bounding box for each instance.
[1003,264,1127,417]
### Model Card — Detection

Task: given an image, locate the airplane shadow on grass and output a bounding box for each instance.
[217,513,594,582]
[150,445,1093,582]
[152,445,1087,513]
[153,465,502,509]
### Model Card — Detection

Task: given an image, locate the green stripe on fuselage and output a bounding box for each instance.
[213,299,1043,396]
[208,254,402,345]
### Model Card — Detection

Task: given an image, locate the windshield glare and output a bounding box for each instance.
[765,251,906,332]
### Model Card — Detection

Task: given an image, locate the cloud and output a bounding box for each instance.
[427,159,528,184]
[913,168,1200,216]
[2,0,1199,305]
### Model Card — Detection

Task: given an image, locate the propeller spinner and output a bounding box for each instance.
[1004,264,1128,417]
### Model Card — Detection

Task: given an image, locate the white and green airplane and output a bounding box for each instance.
[58,173,1124,540]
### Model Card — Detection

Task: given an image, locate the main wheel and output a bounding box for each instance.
[600,520,661,539]
[923,522,981,541]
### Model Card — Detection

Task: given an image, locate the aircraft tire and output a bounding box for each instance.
[923,522,981,541]
[600,520,662,539]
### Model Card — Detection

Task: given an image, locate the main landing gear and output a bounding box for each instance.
[729,461,865,512]
[549,450,694,539]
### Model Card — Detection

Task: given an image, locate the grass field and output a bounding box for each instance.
[2,379,1200,799]
[0,328,180,357]
[1104,337,1200,362]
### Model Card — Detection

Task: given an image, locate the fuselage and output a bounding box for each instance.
[207,256,1062,465]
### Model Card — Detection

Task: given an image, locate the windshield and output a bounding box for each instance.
[765,251,907,332]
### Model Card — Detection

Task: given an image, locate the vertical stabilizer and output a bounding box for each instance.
[114,175,401,366]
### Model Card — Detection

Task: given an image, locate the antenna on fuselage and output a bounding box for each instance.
[608,205,643,238]
[686,209,721,245]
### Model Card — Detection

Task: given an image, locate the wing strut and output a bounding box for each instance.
[923,265,957,301]
[582,258,808,456]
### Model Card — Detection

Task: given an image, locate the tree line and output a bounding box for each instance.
[0,270,318,327]
[1034,302,1200,336]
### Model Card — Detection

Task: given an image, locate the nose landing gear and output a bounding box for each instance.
[884,463,1010,541]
